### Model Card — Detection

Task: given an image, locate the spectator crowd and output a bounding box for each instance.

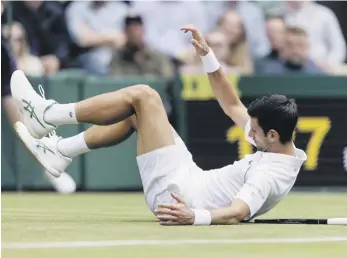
[2,0,347,78]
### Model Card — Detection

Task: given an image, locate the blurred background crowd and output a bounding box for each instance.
[2,0,347,79]
[2,1,347,193]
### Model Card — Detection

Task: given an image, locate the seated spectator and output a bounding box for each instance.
[256,27,324,74]
[218,11,253,74]
[3,22,44,76]
[2,0,71,75]
[131,1,208,64]
[203,0,270,59]
[285,1,346,65]
[65,1,128,75]
[254,16,286,73]
[265,16,286,60]
[110,14,174,78]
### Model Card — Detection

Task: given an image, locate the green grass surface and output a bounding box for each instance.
[2,192,347,258]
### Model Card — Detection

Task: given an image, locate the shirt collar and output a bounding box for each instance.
[258,146,307,168]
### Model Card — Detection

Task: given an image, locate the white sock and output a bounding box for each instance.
[44,103,78,126]
[57,132,90,158]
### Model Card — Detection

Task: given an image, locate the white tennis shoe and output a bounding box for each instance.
[14,121,71,178]
[10,70,57,139]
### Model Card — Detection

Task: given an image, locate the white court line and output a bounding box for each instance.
[3,237,347,249]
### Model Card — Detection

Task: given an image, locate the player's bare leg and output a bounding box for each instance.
[11,70,175,176]
[83,117,135,149]
[70,85,175,155]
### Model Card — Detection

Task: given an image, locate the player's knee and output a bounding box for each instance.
[132,84,161,107]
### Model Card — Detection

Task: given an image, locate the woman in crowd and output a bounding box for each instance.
[218,10,253,75]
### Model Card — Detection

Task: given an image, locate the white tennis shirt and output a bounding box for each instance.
[186,120,307,220]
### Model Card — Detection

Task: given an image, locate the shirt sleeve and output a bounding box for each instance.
[235,172,272,220]
[244,119,256,147]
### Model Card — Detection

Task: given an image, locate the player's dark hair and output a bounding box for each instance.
[247,94,298,144]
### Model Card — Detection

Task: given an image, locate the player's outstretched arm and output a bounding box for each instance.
[181,25,250,130]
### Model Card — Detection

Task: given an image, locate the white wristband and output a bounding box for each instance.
[192,209,212,225]
[200,50,220,73]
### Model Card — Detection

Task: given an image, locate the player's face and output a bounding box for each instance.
[248,118,272,151]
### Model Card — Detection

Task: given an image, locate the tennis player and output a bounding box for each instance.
[10,25,307,225]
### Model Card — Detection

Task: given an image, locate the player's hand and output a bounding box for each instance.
[154,192,195,226]
[181,25,210,56]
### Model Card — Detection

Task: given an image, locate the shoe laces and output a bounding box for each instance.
[38,85,60,141]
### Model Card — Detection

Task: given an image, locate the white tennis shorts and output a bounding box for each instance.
[136,136,200,212]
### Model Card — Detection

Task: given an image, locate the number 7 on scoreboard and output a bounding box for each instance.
[296,117,331,170]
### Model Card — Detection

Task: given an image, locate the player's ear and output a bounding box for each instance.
[268,129,277,143]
